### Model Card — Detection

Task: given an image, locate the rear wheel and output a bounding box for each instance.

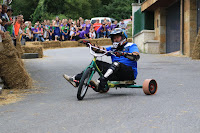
[143,79,157,95]
[77,68,92,100]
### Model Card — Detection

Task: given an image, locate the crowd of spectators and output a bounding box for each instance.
[0,4,128,45]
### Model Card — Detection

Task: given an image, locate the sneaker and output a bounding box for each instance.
[63,74,79,87]
[98,77,108,92]
[89,80,99,92]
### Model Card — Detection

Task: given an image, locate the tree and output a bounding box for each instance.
[97,0,137,20]
[11,0,39,21]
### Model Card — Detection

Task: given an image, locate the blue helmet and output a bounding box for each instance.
[110,28,127,49]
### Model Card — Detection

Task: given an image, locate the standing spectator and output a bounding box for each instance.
[48,23,54,41]
[44,20,49,40]
[93,19,101,38]
[53,17,60,41]
[106,22,113,37]
[6,9,13,36]
[37,24,45,42]
[119,20,128,37]
[32,24,39,41]
[1,5,9,21]
[14,15,22,37]
[119,20,127,30]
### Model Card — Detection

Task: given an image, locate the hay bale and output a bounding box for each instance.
[0,57,32,89]
[0,32,19,58]
[78,39,111,47]
[61,41,79,48]
[26,41,41,46]
[192,28,200,59]
[15,36,24,57]
[0,32,32,89]
[41,41,61,49]
[96,38,112,46]
[22,45,43,58]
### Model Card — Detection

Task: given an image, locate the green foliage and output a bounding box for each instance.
[11,0,138,22]
[11,0,39,20]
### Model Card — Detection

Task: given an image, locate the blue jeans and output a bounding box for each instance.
[39,36,45,42]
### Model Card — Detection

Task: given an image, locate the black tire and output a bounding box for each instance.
[77,68,92,100]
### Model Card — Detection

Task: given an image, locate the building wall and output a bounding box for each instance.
[183,0,197,56]
[154,8,166,53]
[141,0,198,56]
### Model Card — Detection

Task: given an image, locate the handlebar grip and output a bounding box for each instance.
[80,40,90,44]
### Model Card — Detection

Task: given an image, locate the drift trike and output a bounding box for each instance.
[69,41,158,100]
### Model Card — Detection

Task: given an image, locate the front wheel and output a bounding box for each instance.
[77,68,92,100]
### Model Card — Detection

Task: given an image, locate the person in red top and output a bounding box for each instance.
[14,15,22,37]
[93,19,101,38]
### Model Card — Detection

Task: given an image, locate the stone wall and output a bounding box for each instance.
[154,7,166,54]
[183,0,197,56]
[133,30,156,52]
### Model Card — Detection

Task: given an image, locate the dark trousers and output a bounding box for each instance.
[75,60,135,81]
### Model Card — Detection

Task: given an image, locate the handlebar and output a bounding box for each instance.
[80,40,115,57]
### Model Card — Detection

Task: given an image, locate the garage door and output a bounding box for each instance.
[166,1,180,53]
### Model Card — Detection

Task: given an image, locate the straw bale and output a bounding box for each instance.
[0,32,32,89]
[96,38,112,46]
[0,32,19,58]
[41,41,61,49]
[61,41,79,48]
[15,36,24,57]
[22,45,43,58]
[0,57,32,89]
[26,41,41,46]
[192,28,200,59]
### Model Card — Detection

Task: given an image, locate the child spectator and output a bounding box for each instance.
[25,22,33,41]
[43,20,49,41]
[18,23,26,45]
[89,24,96,39]
[48,23,54,41]
[70,22,75,40]
[61,22,69,41]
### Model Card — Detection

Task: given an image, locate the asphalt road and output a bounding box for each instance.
[0,47,200,133]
